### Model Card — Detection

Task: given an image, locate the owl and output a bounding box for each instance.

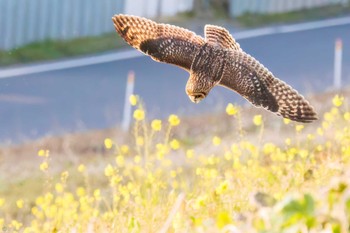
[112,14,317,123]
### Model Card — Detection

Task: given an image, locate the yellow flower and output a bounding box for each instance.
[299,150,308,159]
[324,112,334,122]
[194,195,207,209]
[206,169,218,179]
[35,196,44,206]
[78,164,86,173]
[191,217,203,227]
[170,139,180,150]
[121,145,129,154]
[156,143,169,159]
[263,143,276,154]
[38,149,45,156]
[317,127,324,136]
[331,107,339,115]
[129,94,138,106]
[224,151,232,160]
[104,138,113,149]
[134,155,141,164]
[39,162,48,171]
[283,118,291,125]
[215,180,229,195]
[322,121,330,129]
[111,175,122,186]
[151,119,162,131]
[61,171,69,183]
[212,136,221,146]
[136,136,144,146]
[226,103,238,116]
[10,220,22,231]
[46,206,58,219]
[231,144,239,153]
[168,114,180,126]
[186,149,194,159]
[170,170,177,178]
[104,164,114,177]
[0,198,5,207]
[76,187,86,197]
[295,124,304,132]
[16,199,24,209]
[93,209,99,217]
[172,181,179,190]
[55,183,64,193]
[285,138,291,146]
[332,95,344,107]
[216,211,232,229]
[133,109,145,121]
[307,134,315,140]
[344,112,350,121]
[37,149,49,157]
[116,155,125,167]
[253,115,262,126]
[93,189,101,200]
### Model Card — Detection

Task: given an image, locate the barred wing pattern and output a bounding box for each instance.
[112,14,205,70]
[205,25,242,51]
[219,51,317,123]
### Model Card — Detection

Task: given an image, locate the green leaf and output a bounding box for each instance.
[281,194,315,228]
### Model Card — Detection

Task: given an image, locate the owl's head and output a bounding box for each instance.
[186,44,225,103]
[185,71,217,104]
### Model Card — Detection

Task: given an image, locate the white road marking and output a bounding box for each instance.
[0,16,350,79]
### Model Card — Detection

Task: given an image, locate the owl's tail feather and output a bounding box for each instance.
[112,14,158,49]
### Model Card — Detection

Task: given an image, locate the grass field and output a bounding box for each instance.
[0,92,350,232]
[0,33,124,67]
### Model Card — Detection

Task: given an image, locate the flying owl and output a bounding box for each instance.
[112,14,317,123]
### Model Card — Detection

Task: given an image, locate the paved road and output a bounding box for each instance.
[0,22,349,143]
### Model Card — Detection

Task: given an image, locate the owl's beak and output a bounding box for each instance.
[188,93,206,103]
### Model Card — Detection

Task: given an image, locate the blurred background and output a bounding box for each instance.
[0,0,349,144]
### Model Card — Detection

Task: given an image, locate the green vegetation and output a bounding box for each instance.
[0,94,350,232]
[0,33,124,67]
[237,3,350,27]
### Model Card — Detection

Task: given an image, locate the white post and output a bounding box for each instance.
[333,38,343,89]
[122,71,135,131]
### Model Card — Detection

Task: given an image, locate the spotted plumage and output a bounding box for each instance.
[112,14,317,123]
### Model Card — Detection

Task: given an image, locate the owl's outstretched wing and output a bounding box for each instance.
[204,25,241,51]
[219,52,317,123]
[112,14,205,71]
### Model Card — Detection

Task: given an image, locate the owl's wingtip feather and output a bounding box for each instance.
[285,105,318,123]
